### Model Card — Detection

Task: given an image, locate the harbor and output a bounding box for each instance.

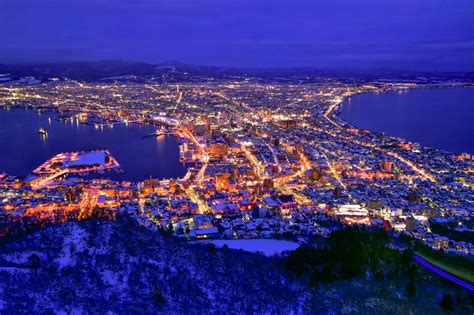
[0,108,189,182]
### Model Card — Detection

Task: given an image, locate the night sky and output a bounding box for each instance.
[1,0,473,70]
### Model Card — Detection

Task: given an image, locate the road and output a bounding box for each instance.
[413,254,474,292]
[237,140,266,179]
[179,125,209,213]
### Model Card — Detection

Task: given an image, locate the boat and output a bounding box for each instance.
[38,127,48,135]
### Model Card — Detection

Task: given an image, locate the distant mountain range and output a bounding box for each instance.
[0,59,281,81]
[1,60,473,82]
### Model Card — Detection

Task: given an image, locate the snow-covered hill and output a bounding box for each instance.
[0,219,310,313]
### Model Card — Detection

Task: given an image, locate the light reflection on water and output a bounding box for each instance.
[340,88,474,154]
[0,109,188,181]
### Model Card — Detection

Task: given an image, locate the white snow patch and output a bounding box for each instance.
[55,224,88,269]
[101,269,120,287]
[1,251,43,265]
[64,151,107,167]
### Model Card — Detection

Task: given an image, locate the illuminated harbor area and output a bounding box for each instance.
[0,108,188,181]
[0,78,472,260]
[1,0,473,312]
[33,150,120,174]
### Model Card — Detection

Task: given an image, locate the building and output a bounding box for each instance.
[433,236,449,251]
[193,214,213,229]
[190,227,219,239]
[280,119,297,129]
[193,124,207,136]
[306,168,321,182]
[263,178,274,190]
[271,165,279,175]
[405,216,417,231]
[209,143,228,158]
[334,204,369,216]
[367,199,383,210]
[215,172,230,191]
[381,159,394,173]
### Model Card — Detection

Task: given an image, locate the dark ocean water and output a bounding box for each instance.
[0,109,188,181]
[340,88,474,154]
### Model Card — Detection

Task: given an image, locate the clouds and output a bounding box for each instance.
[1,0,472,70]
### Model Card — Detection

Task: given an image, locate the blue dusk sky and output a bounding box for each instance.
[1,0,473,70]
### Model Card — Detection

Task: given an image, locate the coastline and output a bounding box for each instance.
[0,108,190,182]
[332,85,474,154]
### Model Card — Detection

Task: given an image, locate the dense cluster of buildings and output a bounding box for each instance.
[0,76,472,256]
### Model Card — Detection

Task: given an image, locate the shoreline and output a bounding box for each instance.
[0,108,190,183]
[331,85,474,155]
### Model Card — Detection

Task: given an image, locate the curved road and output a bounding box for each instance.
[413,255,474,292]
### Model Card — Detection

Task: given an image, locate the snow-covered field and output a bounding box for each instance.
[65,151,107,167]
[202,239,300,256]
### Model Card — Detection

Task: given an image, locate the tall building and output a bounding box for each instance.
[381,159,394,173]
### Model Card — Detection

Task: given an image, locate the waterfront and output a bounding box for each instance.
[0,78,472,273]
[0,109,188,181]
[340,88,474,154]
